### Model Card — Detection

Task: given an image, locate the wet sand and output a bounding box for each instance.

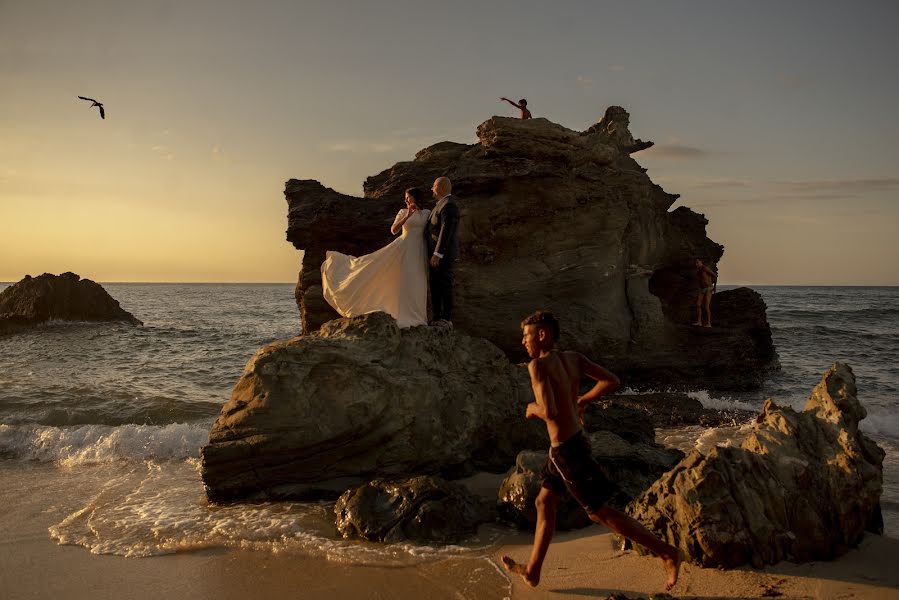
[3,467,898,600]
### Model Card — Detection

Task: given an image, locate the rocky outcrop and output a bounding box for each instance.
[498,431,684,530]
[200,312,544,502]
[334,475,495,543]
[0,272,141,335]
[284,107,777,390]
[582,402,656,444]
[627,363,884,568]
[600,393,756,429]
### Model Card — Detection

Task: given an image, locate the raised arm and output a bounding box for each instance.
[574,353,620,422]
[499,97,521,109]
[390,208,413,235]
[526,360,558,421]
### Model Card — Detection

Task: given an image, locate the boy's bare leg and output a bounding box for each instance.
[501,486,559,587]
[703,292,713,327]
[693,294,702,326]
[590,505,681,591]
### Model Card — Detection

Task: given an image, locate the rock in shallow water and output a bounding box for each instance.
[627,363,884,568]
[200,312,545,502]
[334,475,495,544]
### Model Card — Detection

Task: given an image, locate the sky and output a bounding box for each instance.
[1,0,897,284]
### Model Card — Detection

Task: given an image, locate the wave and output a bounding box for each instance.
[46,460,506,562]
[0,422,209,465]
[0,395,223,428]
[686,390,762,413]
[769,306,899,319]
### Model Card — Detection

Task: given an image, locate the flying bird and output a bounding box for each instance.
[77,96,105,119]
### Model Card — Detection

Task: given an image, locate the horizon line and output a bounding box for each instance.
[1,280,898,288]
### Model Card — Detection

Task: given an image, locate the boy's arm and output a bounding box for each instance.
[526,360,557,421]
[575,353,620,423]
[499,97,521,108]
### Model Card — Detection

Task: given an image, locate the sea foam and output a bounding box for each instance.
[0,422,209,465]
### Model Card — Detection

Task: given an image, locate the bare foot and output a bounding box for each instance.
[663,550,682,591]
[501,555,539,587]
[703,324,712,328]
[691,321,701,326]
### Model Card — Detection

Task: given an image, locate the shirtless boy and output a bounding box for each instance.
[693,258,717,327]
[499,97,532,119]
[501,310,681,591]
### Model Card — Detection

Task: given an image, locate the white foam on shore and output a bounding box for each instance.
[48,460,504,563]
[0,422,209,465]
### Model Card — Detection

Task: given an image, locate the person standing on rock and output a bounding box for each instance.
[499,97,532,119]
[425,177,460,323]
[693,258,717,327]
[502,310,681,592]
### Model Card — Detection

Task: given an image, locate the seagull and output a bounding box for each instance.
[77,96,105,119]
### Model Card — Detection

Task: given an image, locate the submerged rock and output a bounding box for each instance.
[0,272,141,335]
[200,312,544,502]
[627,363,884,568]
[334,475,495,543]
[285,107,777,390]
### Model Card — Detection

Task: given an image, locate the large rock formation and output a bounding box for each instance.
[284,107,776,390]
[200,312,544,502]
[0,272,141,335]
[627,363,884,568]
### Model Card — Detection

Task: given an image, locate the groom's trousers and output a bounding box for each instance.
[429,259,455,321]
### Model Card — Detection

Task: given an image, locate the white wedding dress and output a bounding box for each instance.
[321,208,430,328]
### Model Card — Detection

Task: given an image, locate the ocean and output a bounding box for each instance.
[0,283,896,565]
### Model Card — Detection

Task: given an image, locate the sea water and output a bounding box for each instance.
[0,283,896,559]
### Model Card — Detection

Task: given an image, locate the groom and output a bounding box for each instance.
[426,177,460,323]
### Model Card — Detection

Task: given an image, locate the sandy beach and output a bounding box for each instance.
[4,506,899,600]
[3,466,897,600]
[496,528,899,600]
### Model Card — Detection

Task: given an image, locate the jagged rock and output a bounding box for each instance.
[601,393,756,429]
[498,431,684,530]
[200,312,545,502]
[627,363,884,568]
[284,106,777,390]
[334,475,495,543]
[0,272,141,335]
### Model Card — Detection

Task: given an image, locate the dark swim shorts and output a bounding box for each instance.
[540,429,616,513]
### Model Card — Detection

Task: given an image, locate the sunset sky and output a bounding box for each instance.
[1,1,897,284]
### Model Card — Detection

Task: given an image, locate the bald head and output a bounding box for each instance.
[432,177,452,199]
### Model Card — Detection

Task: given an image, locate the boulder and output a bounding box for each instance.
[334,475,495,543]
[200,312,545,502]
[0,272,142,335]
[582,402,655,444]
[284,107,777,390]
[627,363,884,568]
[498,430,684,530]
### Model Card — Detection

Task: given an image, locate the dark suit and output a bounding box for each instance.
[425,194,460,321]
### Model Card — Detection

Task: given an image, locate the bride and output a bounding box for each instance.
[321,188,430,328]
